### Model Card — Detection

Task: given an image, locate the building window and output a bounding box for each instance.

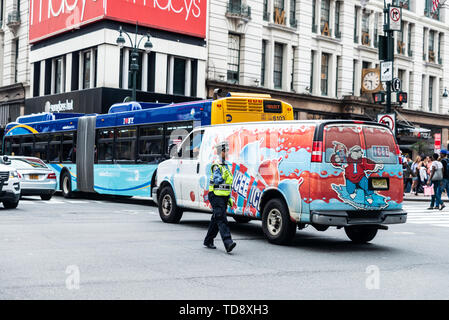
[83,51,91,89]
[354,7,359,43]
[425,0,440,20]
[335,1,341,38]
[227,34,240,84]
[374,13,379,48]
[423,29,427,60]
[321,53,329,96]
[312,0,316,32]
[397,22,406,54]
[429,31,435,63]
[274,0,285,24]
[361,11,370,46]
[261,40,267,86]
[336,56,341,97]
[408,25,413,56]
[290,47,296,90]
[263,0,269,21]
[399,0,410,10]
[14,39,19,83]
[54,57,64,94]
[429,77,434,112]
[33,62,40,97]
[290,0,297,27]
[173,58,186,96]
[310,51,315,92]
[438,33,443,64]
[352,60,357,95]
[320,0,330,35]
[274,43,284,89]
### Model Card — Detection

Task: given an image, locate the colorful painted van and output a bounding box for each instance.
[154,120,407,244]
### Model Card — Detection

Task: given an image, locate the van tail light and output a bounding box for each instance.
[311,141,323,163]
[47,173,56,179]
[395,144,402,164]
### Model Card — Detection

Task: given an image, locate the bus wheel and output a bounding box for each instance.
[232,216,251,223]
[158,187,183,223]
[61,172,73,198]
[344,226,378,244]
[262,198,296,245]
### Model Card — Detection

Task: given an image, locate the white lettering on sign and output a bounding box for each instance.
[31,0,202,25]
[45,100,74,113]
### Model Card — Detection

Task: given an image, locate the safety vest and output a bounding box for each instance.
[209,163,233,197]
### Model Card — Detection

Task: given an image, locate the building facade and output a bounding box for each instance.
[207,0,449,155]
[26,0,208,116]
[0,0,30,129]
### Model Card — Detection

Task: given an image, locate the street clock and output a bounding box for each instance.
[362,69,382,93]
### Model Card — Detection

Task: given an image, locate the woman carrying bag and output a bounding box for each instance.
[427,153,445,210]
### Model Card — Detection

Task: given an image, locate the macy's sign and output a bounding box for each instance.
[30,0,207,42]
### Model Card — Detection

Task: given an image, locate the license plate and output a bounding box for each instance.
[371,178,388,190]
[29,175,39,180]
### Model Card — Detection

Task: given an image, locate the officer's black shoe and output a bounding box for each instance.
[226,242,236,253]
[204,242,216,249]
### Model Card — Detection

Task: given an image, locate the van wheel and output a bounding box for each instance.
[158,187,183,223]
[3,200,19,209]
[61,172,73,198]
[233,216,251,223]
[262,198,296,245]
[344,226,378,243]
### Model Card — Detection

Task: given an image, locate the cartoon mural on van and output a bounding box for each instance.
[330,142,388,210]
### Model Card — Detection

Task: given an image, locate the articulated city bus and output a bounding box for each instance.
[2,93,293,198]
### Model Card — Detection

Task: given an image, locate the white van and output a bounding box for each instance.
[153,121,407,244]
[0,156,21,209]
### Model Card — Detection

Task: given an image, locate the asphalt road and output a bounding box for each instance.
[1,196,448,300]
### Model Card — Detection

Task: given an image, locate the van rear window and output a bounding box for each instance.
[363,126,397,164]
[324,125,362,163]
[324,124,397,164]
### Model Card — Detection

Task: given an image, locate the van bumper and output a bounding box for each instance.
[310,210,407,227]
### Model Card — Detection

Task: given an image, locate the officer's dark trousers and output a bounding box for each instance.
[204,192,233,248]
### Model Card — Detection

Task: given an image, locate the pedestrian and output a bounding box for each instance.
[403,155,413,194]
[440,150,449,199]
[411,155,421,195]
[427,153,445,210]
[419,159,428,191]
[203,141,237,253]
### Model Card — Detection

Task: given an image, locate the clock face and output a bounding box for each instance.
[363,71,380,92]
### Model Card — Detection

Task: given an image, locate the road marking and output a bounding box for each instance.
[404,204,449,228]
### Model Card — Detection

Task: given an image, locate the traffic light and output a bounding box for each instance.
[398,92,408,104]
[373,92,385,104]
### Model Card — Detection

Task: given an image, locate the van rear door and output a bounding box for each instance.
[310,121,403,212]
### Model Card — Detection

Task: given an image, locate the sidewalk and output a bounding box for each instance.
[403,193,449,202]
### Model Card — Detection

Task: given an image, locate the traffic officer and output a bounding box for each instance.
[203,141,237,253]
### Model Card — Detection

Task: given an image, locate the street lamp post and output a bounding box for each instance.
[383,0,393,114]
[116,23,153,102]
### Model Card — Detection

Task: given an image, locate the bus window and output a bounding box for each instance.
[115,127,137,162]
[34,134,49,161]
[22,135,34,157]
[97,129,114,163]
[62,132,76,163]
[164,122,193,156]
[138,125,163,164]
[11,136,20,156]
[3,137,11,155]
[49,134,62,162]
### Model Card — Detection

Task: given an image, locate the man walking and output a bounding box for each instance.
[440,150,449,200]
[204,141,237,253]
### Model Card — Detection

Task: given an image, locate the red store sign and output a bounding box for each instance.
[29,0,207,43]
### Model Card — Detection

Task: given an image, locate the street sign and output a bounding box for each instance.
[392,78,402,92]
[378,113,396,134]
[389,6,402,31]
[381,61,393,82]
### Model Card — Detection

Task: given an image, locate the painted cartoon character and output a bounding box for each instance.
[330,142,387,210]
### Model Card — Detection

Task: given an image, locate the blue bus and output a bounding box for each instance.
[2,94,293,198]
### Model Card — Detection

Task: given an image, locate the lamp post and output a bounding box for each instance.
[116,23,153,102]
